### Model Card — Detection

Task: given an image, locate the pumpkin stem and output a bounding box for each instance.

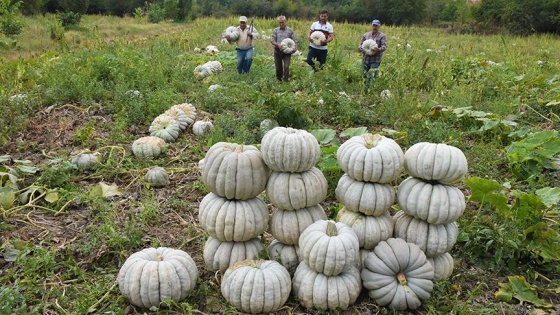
[397,272,407,286]
[326,221,338,236]
[362,133,383,149]
[234,144,244,153]
[155,254,163,262]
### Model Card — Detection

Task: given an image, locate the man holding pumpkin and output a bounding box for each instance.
[226,16,259,74]
[359,19,387,93]
[270,15,297,82]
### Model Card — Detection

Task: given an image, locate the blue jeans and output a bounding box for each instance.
[363,61,380,91]
[306,47,328,70]
[236,47,254,74]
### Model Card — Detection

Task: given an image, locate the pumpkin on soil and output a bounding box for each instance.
[203,236,263,272]
[117,247,198,309]
[149,114,181,142]
[335,174,395,216]
[261,127,321,173]
[144,166,170,188]
[131,136,166,159]
[361,238,434,311]
[427,252,454,281]
[173,103,197,122]
[221,259,292,314]
[192,119,214,137]
[336,208,393,250]
[269,204,327,245]
[404,142,468,184]
[266,167,328,210]
[164,106,190,130]
[337,133,404,183]
[201,142,269,200]
[71,153,101,170]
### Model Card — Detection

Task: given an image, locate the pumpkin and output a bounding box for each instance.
[132,136,166,159]
[269,204,327,245]
[299,220,359,276]
[397,176,466,224]
[203,236,263,272]
[293,261,361,311]
[201,142,269,200]
[205,45,219,55]
[259,119,279,136]
[404,142,468,184]
[194,60,223,79]
[280,38,296,54]
[361,238,434,311]
[117,247,198,309]
[149,114,181,142]
[221,259,291,314]
[310,31,326,46]
[193,119,214,137]
[71,153,101,170]
[356,248,372,271]
[198,193,269,242]
[173,103,197,122]
[208,84,222,93]
[361,38,378,55]
[267,240,301,273]
[261,127,321,173]
[145,166,170,188]
[335,174,395,216]
[164,106,190,130]
[393,210,459,257]
[337,133,404,183]
[222,26,240,42]
[427,252,454,281]
[336,208,393,250]
[266,168,328,210]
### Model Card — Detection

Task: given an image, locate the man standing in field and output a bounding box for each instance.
[306,9,334,71]
[359,19,387,93]
[270,15,297,81]
[227,16,259,74]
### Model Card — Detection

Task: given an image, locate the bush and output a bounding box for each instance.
[0,15,24,37]
[146,3,165,23]
[58,11,81,28]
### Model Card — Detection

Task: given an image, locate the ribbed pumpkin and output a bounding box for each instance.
[203,237,263,272]
[164,106,190,131]
[173,103,197,122]
[362,238,434,311]
[266,168,327,210]
[427,252,454,281]
[397,176,466,224]
[393,210,459,257]
[404,142,468,184]
[198,193,269,242]
[192,119,214,137]
[337,133,404,183]
[336,208,393,250]
[149,114,181,142]
[293,261,361,311]
[335,174,395,216]
[221,259,292,314]
[132,136,166,159]
[117,247,198,309]
[310,31,326,46]
[144,166,170,188]
[299,220,359,276]
[201,142,269,200]
[71,153,101,170]
[269,204,327,245]
[261,127,321,173]
[267,240,301,273]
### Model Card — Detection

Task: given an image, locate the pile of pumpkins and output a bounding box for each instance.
[116,127,469,313]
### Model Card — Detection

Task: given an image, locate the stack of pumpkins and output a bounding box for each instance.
[292,220,362,311]
[199,142,270,272]
[334,133,404,268]
[260,127,329,272]
[394,142,468,281]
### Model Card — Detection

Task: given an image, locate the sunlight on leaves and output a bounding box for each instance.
[535,187,560,207]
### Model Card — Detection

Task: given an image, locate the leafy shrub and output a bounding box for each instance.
[58,11,81,28]
[49,21,65,41]
[0,15,24,38]
[146,3,165,23]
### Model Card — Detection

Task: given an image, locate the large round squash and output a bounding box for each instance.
[149,114,181,142]
[203,237,263,272]
[173,103,197,122]
[404,142,468,184]
[336,208,393,250]
[144,166,170,188]
[393,210,459,257]
[269,205,327,245]
[131,136,166,159]
[221,259,292,314]
[199,193,269,242]
[335,174,395,216]
[164,106,190,131]
[337,133,404,183]
[362,238,434,311]
[299,220,359,276]
[201,142,269,200]
[261,127,321,173]
[266,168,328,210]
[293,261,361,311]
[397,176,466,224]
[267,240,301,273]
[117,247,198,309]
[427,252,454,281]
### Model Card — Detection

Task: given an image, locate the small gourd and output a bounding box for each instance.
[336,208,393,250]
[266,168,328,210]
[117,247,198,309]
[269,205,327,245]
[261,127,321,173]
[71,153,101,170]
[404,142,468,184]
[149,114,181,142]
[144,166,170,188]
[267,240,301,273]
[361,238,434,311]
[131,136,166,159]
[427,252,454,281]
[203,236,263,272]
[335,174,395,216]
[221,259,291,314]
[192,119,214,137]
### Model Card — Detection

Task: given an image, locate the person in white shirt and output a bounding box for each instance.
[226,16,259,74]
[306,9,334,71]
[270,16,297,81]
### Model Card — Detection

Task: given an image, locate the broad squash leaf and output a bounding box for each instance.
[464,177,509,212]
[495,276,552,308]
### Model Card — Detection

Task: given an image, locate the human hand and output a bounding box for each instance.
[320,40,327,46]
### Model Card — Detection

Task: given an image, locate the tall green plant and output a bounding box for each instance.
[0,0,24,38]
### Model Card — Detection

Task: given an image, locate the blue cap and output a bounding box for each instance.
[372,19,381,26]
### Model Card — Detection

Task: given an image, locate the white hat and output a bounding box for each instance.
[239,16,247,22]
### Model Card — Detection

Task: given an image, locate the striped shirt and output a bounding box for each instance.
[309,21,334,50]
[360,31,387,63]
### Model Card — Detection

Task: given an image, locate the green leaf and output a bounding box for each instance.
[0,155,10,163]
[90,182,122,199]
[17,186,45,204]
[477,118,501,131]
[464,177,509,212]
[535,187,560,207]
[510,190,547,224]
[0,190,15,210]
[495,276,553,307]
[310,129,336,144]
[340,127,367,138]
[15,165,38,174]
[545,100,560,106]
[3,243,19,262]
[523,223,560,261]
[45,190,59,203]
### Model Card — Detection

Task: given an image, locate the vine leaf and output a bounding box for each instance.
[495,276,552,308]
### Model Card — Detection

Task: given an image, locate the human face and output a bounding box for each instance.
[372,24,380,33]
[240,21,247,30]
[278,19,286,29]
[319,13,328,24]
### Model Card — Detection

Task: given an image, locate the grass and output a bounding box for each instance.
[1,14,559,314]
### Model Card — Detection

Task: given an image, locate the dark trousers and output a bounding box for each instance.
[306,46,328,70]
[274,49,292,81]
